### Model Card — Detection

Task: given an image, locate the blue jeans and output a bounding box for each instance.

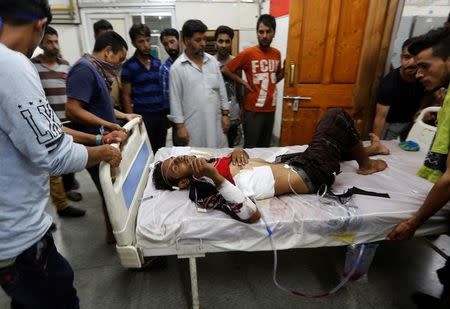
[0,231,79,309]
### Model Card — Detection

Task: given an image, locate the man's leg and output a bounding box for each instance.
[314,109,387,175]
[258,112,275,147]
[50,176,85,217]
[0,232,79,308]
[244,111,266,148]
[87,165,115,244]
[143,113,168,154]
[226,121,239,148]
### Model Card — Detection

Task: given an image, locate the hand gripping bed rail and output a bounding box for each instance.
[99,117,154,267]
[406,106,440,152]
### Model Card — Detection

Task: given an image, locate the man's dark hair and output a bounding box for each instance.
[152,161,175,191]
[45,25,58,37]
[160,28,179,43]
[93,31,128,53]
[215,25,234,41]
[93,19,113,37]
[256,14,276,32]
[182,19,207,39]
[408,27,450,60]
[0,0,52,25]
[129,23,151,42]
[401,37,416,50]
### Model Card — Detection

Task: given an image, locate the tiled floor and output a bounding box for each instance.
[1,168,448,308]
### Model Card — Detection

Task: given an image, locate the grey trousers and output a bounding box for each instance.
[382,122,412,141]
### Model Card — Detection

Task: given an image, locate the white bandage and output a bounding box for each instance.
[217,179,257,221]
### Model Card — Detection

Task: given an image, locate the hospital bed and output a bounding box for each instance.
[100,115,449,309]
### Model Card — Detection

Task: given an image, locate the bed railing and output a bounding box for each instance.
[99,117,153,267]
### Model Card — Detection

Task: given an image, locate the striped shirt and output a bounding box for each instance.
[121,53,165,114]
[31,55,70,122]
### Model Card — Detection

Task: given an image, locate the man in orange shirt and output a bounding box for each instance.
[223,14,284,148]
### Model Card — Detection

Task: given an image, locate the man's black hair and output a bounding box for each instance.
[256,14,276,32]
[93,19,113,37]
[93,31,128,53]
[129,23,150,42]
[152,161,175,191]
[182,19,207,39]
[45,25,58,37]
[408,27,450,60]
[215,25,234,41]
[160,28,179,43]
[401,37,416,50]
[0,0,52,25]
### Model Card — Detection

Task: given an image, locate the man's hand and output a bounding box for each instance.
[104,145,122,167]
[190,157,218,179]
[102,130,128,144]
[124,113,141,122]
[242,81,255,93]
[105,122,126,133]
[230,148,249,166]
[176,125,190,145]
[86,144,122,168]
[386,218,418,241]
[221,115,231,133]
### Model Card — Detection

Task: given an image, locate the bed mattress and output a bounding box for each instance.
[136,141,450,253]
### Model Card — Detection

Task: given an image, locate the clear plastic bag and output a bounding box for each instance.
[343,243,379,281]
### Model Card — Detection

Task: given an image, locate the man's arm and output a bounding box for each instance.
[121,82,133,114]
[191,158,261,223]
[217,66,231,133]
[222,65,255,93]
[63,127,127,145]
[387,154,450,240]
[168,67,189,144]
[66,98,122,132]
[114,109,141,122]
[276,59,285,83]
[372,103,390,137]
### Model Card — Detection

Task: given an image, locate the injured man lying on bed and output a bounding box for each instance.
[153,108,388,224]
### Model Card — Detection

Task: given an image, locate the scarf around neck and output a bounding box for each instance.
[83,53,120,91]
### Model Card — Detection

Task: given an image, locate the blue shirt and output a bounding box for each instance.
[160,57,174,110]
[66,57,116,135]
[121,54,165,113]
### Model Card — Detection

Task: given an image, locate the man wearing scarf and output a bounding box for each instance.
[387,27,450,309]
[66,31,140,244]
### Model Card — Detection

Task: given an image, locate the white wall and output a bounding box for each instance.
[32,24,83,65]
[175,2,259,48]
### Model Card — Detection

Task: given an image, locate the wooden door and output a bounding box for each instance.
[280,0,399,145]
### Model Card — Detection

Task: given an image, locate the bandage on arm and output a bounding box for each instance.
[217,179,260,222]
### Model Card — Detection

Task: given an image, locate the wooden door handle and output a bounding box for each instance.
[288,62,296,87]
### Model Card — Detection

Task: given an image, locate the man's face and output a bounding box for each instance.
[40,34,60,58]
[400,46,417,77]
[415,47,450,91]
[162,156,196,183]
[257,23,275,48]
[162,35,180,58]
[216,33,232,57]
[185,32,206,57]
[105,46,127,65]
[133,35,151,57]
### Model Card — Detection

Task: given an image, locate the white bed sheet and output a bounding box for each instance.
[136,141,450,252]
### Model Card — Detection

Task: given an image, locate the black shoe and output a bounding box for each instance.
[66,191,82,202]
[411,292,440,309]
[57,206,86,217]
[49,222,57,232]
[71,178,80,190]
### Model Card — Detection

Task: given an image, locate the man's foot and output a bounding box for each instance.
[49,222,57,232]
[71,178,80,190]
[411,291,440,309]
[357,159,387,175]
[369,133,390,155]
[66,191,82,202]
[57,206,86,217]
